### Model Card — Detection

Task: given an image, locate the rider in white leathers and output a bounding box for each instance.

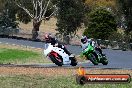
[80,36,104,56]
[81,36,95,50]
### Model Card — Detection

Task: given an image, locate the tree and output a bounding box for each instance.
[117,0,132,33]
[0,0,10,13]
[83,0,122,32]
[56,0,85,43]
[84,8,117,40]
[0,0,18,28]
[0,10,18,28]
[0,0,6,11]
[84,0,117,11]
[13,0,57,40]
[0,8,18,35]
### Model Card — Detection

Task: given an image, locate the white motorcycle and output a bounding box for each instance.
[44,43,77,66]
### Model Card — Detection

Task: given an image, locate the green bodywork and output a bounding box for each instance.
[80,43,108,65]
[80,43,98,65]
[82,44,94,55]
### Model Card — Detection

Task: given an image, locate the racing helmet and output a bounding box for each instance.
[44,33,52,41]
[81,36,88,44]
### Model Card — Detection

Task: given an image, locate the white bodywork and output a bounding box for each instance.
[44,43,71,65]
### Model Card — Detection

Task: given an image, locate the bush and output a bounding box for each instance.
[0,26,19,36]
[84,7,117,40]
[0,10,18,36]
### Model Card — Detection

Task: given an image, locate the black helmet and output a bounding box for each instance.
[44,33,52,41]
[81,36,88,44]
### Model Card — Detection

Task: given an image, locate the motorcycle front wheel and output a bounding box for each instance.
[88,52,98,65]
[49,55,63,66]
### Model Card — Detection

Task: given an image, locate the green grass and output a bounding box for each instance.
[0,75,131,88]
[0,48,40,64]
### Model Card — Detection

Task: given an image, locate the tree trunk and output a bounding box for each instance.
[32,18,42,40]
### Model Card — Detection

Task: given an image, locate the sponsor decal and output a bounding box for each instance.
[76,67,131,85]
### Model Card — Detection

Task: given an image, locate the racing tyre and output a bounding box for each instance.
[101,57,108,65]
[70,57,77,66]
[49,55,63,66]
[89,52,98,65]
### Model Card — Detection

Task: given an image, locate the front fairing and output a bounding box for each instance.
[82,44,94,55]
[45,44,71,65]
[43,43,53,56]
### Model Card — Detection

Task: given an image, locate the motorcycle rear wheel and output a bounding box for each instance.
[70,57,77,66]
[101,57,108,65]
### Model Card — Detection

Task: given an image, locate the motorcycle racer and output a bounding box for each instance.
[80,36,104,56]
[44,33,73,57]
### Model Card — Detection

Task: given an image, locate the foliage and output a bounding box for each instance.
[0,0,6,11]
[14,0,56,24]
[13,0,57,40]
[0,11,18,28]
[0,1,19,35]
[108,31,132,50]
[56,0,85,36]
[14,0,33,24]
[117,0,132,33]
[108,31,124,42]
[0,0,19,35]
[84,0,121,29]
[84,7,117,40]
[84,0,117,11]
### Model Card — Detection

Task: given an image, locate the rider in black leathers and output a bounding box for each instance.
[44,33,72,56]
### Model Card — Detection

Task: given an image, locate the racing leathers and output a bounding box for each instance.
[81,38,103,56]
[45,37,72,56]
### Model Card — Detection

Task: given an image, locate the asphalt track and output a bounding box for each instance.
[0,38,132,69]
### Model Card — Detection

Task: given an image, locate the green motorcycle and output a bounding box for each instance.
[81,43,108,65]
[81,43,99,65]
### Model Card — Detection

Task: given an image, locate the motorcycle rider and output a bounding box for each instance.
[80,36,104,56]
[44,33,74,57]
[81,36,92,50]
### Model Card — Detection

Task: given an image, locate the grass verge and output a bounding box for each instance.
[0,44,52,64]
[0,48,38,64]
[0,67,132,88]
[0,74,131,88]
[0,43,85,64]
